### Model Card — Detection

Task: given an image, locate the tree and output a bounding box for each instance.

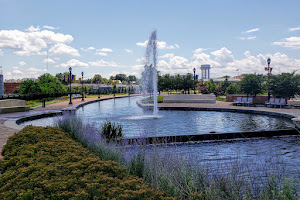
[55,72,68,85]
[240,74,263,96]
[20,80,42,95]
[269,72,300,98]
[38,73,66,94]
[128,75,137,82]
[207,79,217,93]
[115,74,128,82]
[92,74,102,84]
[226,83,241,94]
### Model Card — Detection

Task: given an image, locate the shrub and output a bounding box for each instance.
[0,126,174,200]
[101,121,124,142]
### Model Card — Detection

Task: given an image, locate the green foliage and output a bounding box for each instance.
[101,121,124,142]
[207,79,217,93]
[19,80,42,94]
[226,83,241,94]
[115,74,128,82]
[20,73,66,95]
[55,72,68,85]
[128,75,137,82]
[269,72,300,98]
[240,74,263,96]
[0,126,172,200]
[92,74,102,84]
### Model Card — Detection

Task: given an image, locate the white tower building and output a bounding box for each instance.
[200,64,211,79]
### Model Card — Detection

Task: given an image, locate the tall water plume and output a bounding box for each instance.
[142,30,158,115]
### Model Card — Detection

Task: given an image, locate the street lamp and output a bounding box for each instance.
[81,71,84,101]
[69,67,72,105]
[265,58,273,100]
[193,67,196,94]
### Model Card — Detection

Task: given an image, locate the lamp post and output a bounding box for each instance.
[193,67,196,94]
[69,67,72,105]
[81,71,84,101]
[265,58,272,100]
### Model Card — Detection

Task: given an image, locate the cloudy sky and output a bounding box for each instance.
[0,0,300,80]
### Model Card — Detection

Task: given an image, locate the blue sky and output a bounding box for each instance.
[0,0,300,80]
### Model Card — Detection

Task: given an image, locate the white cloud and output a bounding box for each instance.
[0,49,3,56]
[81,46,96,51]
[60,59,89,68]
[43,25,58,30]
[243,28,259,34]
[26,26,40,32]
[97,48,113,52]
[136,57,146,63]
[43,58,56,64]
[124,49,133,53]
[0,28,73,56]
[19,61,26,66]
[95,52,108,56]
[159,53,174,59]
[88,60,118,67]
[49,43,80,56]
[136,40,180,49]
[211,47,234,64]
[272,37,300,49]
[239,36,256,40]
[27,67,47,72]
[288,27,300,32]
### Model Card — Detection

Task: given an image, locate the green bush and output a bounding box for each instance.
[101,121,124,142]
[0,126,174,200]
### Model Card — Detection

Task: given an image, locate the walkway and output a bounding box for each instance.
[1,97,300,159]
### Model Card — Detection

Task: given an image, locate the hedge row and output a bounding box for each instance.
[0,126,175,200]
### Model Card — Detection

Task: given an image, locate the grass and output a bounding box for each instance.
[26,97,69,108]
[216,96,226,101]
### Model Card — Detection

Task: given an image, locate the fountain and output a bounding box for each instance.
[142,30,158,116]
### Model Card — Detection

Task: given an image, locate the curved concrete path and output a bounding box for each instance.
[1,97,300,159]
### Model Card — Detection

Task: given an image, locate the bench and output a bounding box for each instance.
[0,99,30,114]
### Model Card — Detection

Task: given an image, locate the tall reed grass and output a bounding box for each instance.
[55,113,298,199]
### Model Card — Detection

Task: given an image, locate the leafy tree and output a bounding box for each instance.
[269,72,300,98]
[55,72,69,85]
[240,74,263,96]
[128,75,137,82]
[38,73,66,94]
[20,80,42,94]
[92,74,102,84]
[115,74,128,82]
[226,83,241,94]
[207,79,217,93]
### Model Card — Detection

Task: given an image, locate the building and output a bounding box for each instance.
[200,64,211,79]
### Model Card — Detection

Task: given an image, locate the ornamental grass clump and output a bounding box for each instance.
[101,121,124,143]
